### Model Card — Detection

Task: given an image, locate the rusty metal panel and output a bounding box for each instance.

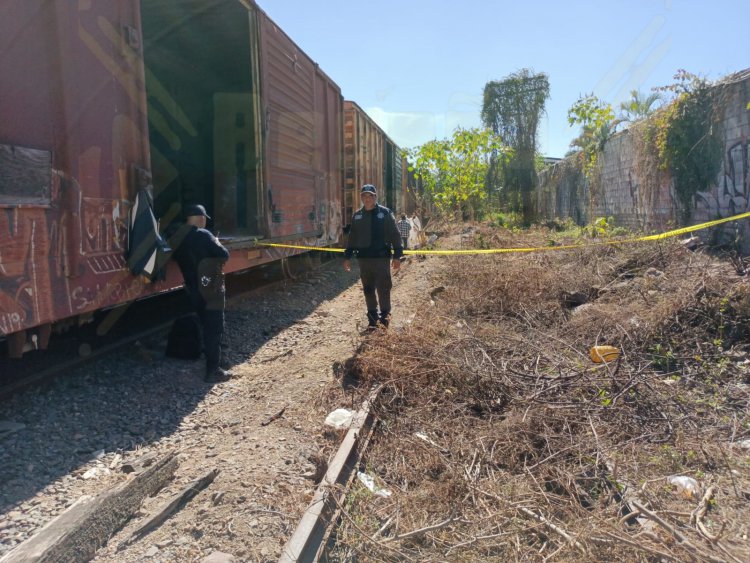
[258,12,321,238]
[343,101,389,219]
[0,0,157,337]
[313,69,343,243]
[0,0,344,340]
[342,101,404,218]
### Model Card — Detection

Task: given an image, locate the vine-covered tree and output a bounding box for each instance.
[652,70,723,223]
[407,128,504,220]
[481,69,550,225]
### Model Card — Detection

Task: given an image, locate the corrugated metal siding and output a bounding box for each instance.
[343,101,388,220]
[384,139,404,213]
[342,101,404,217]
[259,14,323,238]
[313,68,343,242]
[393,152,404,211]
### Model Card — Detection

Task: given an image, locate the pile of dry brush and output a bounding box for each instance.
[328,228,750,562]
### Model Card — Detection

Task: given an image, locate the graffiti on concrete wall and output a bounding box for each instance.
[695,140,750,219]
[538,74,750,249]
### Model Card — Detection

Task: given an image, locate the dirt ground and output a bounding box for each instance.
[327,229,750,562]
[0,252,437,562]
[4,228,749,563]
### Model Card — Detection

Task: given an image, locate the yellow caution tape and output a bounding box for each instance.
[258,242,346,253]
[255,210,750,255]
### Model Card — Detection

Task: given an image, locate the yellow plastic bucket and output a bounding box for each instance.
[590,345,620,363]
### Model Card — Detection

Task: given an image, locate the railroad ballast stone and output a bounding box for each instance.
[0,257,433,561]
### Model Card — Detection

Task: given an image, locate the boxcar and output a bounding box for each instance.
[0,0,342,357]
[342,101,406,222]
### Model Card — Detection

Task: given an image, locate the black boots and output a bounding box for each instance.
[365,311,391,330]
[205,366,233,383]
[379,311,391,328]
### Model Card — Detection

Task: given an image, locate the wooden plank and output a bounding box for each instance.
[120,452,158,474]
[121,468,219,547]
[0,453,179,563]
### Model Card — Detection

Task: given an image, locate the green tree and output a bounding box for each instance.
[407,128,505,220]
[567,94,618,177]
[619,89,662,123]
[481,69,550,226]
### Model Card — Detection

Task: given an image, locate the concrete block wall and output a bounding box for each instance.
[537,158,588,224]
[537,69,750,246]
[694,76,750,227]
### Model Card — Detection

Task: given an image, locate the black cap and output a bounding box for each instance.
[185,204,211,220]
[361,184,377,195]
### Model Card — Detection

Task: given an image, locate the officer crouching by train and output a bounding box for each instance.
[170,204,233,383]
[342,184,403,329]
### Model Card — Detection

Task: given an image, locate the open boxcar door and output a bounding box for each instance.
[141,0,263,238]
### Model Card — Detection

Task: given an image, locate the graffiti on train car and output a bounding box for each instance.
[0,207,55,336]
[81,197,130,269]
[0,169,141,336]
[0,312,23,336]
[1,0,349,349]
[70,275,148,312]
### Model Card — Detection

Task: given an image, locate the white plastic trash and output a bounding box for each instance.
[82,467,111,480]
[324,408,354,430]
[667,475,699,498]
[357,471,392,498]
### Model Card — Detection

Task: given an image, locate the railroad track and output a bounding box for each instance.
[280,387,381,562]
[1,387,380,563]
[0,252,382,561]
[0,252,330,400]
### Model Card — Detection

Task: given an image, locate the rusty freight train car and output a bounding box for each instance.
[342,101,406,222]
[0,0,343,358]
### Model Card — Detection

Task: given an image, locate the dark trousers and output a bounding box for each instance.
[200,307,224,371]
[401,236,408,249]
[189,289,225,372]
[358,258,392,322]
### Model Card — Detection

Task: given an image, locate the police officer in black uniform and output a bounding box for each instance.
[170,204,232,382]
[343,184,403,329]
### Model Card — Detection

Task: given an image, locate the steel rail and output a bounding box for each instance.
[0,322,173,400]
[279,386,382,562]
[1,253,333,399]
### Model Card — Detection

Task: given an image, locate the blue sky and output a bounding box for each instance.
[258,0,747,158]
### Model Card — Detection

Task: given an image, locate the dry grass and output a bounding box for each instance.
[327,228,750,562]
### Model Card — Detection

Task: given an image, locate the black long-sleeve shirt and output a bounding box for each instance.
[170,225,229,306]
[344,204,403,260]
